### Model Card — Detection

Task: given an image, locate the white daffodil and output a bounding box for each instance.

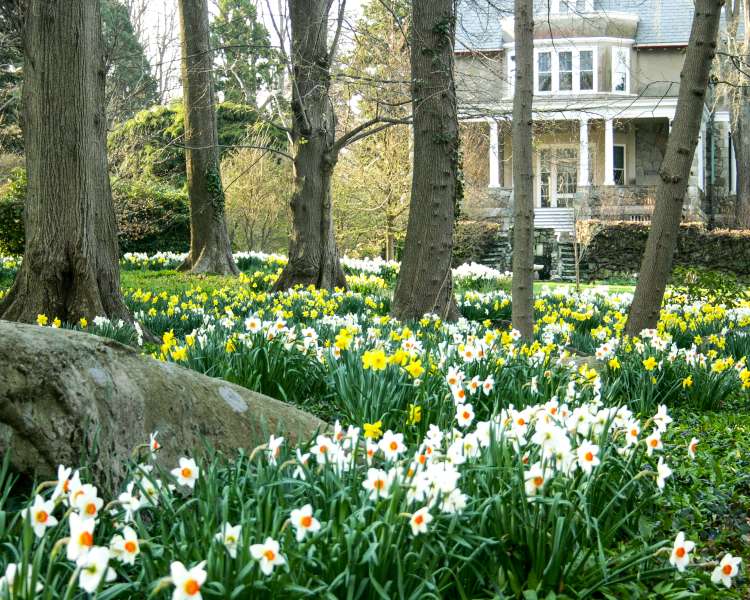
[576,441,600,475]
[215,523,242,558]
[379,431,406,461]
[656,458,672,490]
[110,526,140,565]
[67,512,96,562]
[25,495,57,538]
[688,437,699,459]
[78,546,116,594]
[72,484,103,520]
[267,435,284,465]
[171,457,199,489]
[410,506,433,535]
[0,563,43,595]
[362,468,395,500]
[669,532,695,572]
[290,504,321,542]
[51,465,73,502]
[711,553,742,588]
[250,537,286,576]
[170,560,207,599]
[455,403,475,428]
[644,430,662,456]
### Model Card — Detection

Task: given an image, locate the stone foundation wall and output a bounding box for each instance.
[578,185,706,223]
[579,220,750,279]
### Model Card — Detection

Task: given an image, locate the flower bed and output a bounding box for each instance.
[1,251,749,597]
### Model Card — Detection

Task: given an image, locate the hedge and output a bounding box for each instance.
[0,170,190,255]
[452,220,502,266]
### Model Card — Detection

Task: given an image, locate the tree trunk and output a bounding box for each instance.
[0,322,325,496]
[731,6,750,227]
[626,0,722,335]
[385,206,395,261]
[0,0,130,324]
[177,0,239,275]
[273,0,346,291]
[390,0,459,322]
[511,0,535,340]
[733,107,750,226]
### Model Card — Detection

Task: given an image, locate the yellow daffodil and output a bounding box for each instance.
[363,421,383,440]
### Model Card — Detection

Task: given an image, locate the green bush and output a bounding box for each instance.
[0,170,190,255]
[108,102,283,185]
[113,178,190,253]
[0,168,26,255]
[452,219,501,266]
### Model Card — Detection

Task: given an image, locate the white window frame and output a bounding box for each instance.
[613,144,626,185]
[611,46,630,94]
[532,46,598,95]
[550,0,595,12]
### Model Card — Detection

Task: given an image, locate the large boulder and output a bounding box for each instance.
[0,321,326,493]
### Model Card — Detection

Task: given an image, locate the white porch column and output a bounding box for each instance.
[604,117,615,186]
[578,118,590,187]
[489,120,500,188]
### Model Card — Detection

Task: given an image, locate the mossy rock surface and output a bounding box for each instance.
[0,321,325,493]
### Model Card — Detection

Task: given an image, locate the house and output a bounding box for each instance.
[455,0,739,243]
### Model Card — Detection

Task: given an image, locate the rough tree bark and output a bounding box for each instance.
[273,0,346,291]
[733,106,750,226]
[626,0,722,335]
[511,0,535,340]
[390,0,459,322]
[177,0,239,275]
[0,322,325,495]
[724,0,750,226]
[0,0,130,324]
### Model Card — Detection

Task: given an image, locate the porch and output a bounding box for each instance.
[464,108,708,236]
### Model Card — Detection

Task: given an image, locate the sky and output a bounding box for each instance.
[139,0,366,100]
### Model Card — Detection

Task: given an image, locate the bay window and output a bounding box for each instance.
[550,0,595,11]
[532,47,597,94]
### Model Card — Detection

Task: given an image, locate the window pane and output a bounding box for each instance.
[539,73,552,92]
[557,148,578,195]
[540,150,551,207]
[613,146,624,169]
[559,52,572,71]
[580,71,593,90]
[538,52,552,91]
[580,51,593,71]
[613,48,628,92]
[538,52,551,72]
[558,52,572,91]
[613,146,625,185]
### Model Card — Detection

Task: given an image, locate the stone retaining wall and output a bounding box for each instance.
[579,220,750,279]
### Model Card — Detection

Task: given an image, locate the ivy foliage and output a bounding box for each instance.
[107,102,282,186]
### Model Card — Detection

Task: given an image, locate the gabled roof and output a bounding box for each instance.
[456,0,696,51]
